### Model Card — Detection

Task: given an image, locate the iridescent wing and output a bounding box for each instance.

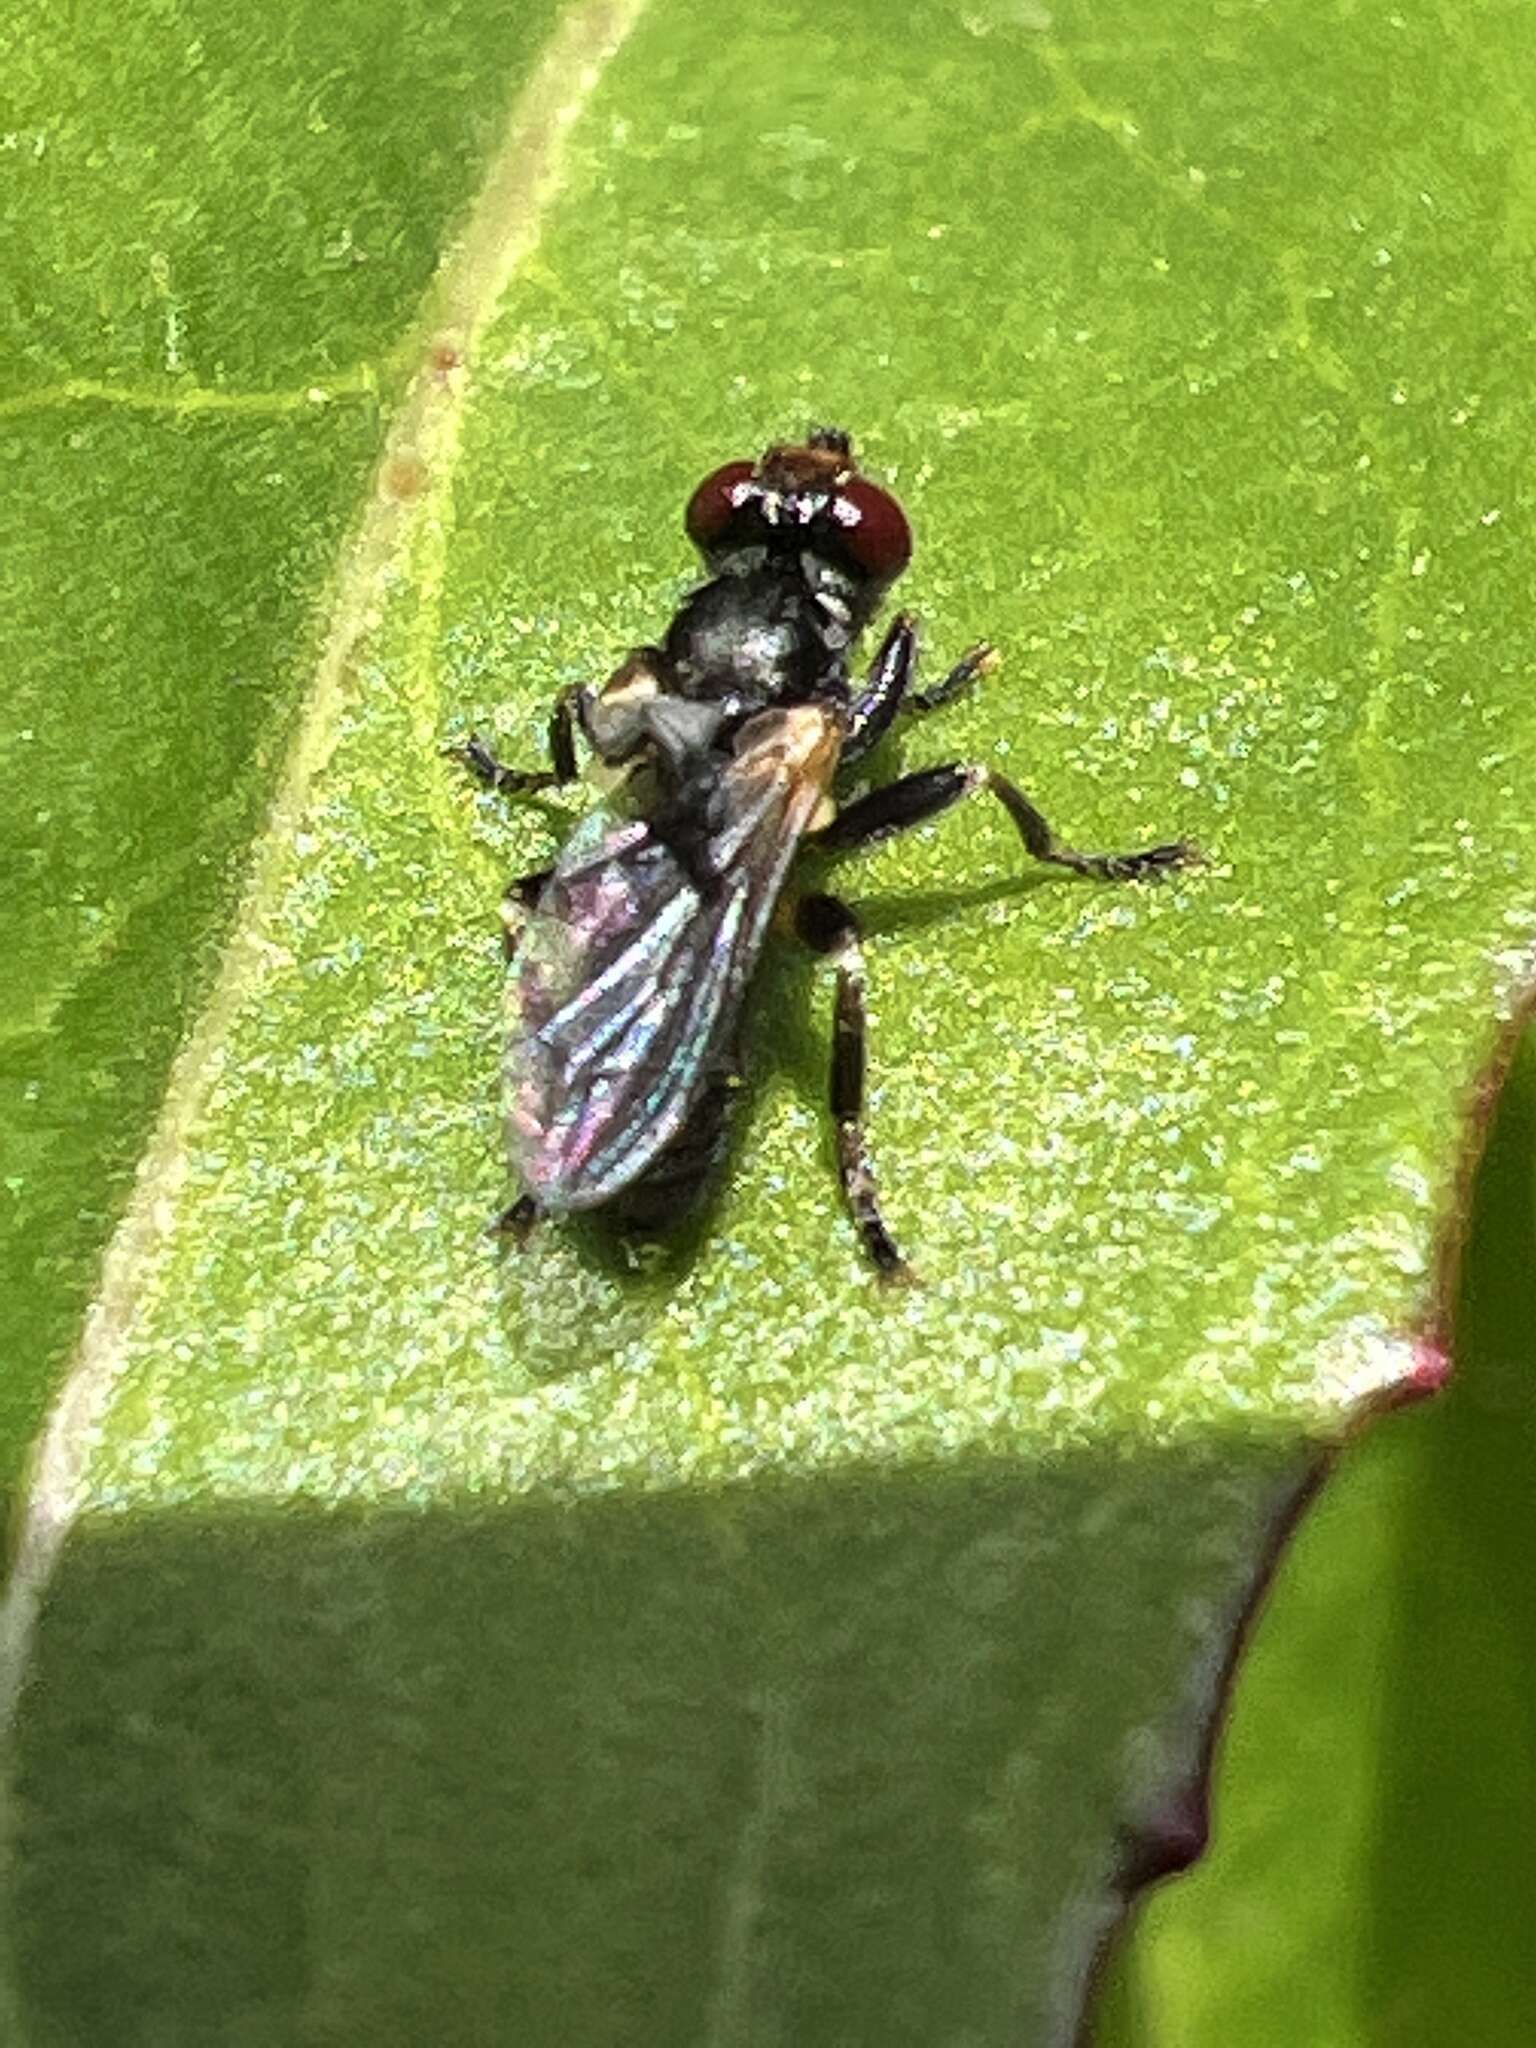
[509,704,842,1211]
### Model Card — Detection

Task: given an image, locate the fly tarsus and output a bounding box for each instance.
[448,733,561,799]
[982,771,1202,880]
[448,688,582,799]
[818,761,1201,883]
[907,640,998,715]
[795,891,914,1284]
[1046,838,1201,882]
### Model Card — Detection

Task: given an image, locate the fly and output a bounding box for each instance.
[450,427,1198,1280]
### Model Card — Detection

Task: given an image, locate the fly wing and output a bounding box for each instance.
[509,704,841,1211]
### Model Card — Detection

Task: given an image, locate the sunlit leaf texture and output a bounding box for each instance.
[4,0,1532,2040]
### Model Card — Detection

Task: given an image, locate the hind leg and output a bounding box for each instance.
[795,892,911,1282]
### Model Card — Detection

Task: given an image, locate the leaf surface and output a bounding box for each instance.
[5,0,1533,2040]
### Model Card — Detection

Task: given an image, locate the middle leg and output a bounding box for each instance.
[818,762,1198,881]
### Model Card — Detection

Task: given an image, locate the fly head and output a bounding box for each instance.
[684,427,914,600]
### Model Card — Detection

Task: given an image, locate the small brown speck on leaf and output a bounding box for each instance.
[383,452,429,502]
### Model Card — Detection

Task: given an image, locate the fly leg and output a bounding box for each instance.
[906,641,997,715]
[452,646,685,796]
[844,614,917,762]
[795,892,912,1284]
[818,762,1199,881]
[448,686,581,798]
[844,616,997,765]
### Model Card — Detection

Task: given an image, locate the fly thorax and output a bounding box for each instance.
[664,566,835,701]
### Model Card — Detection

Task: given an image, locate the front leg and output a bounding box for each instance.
[844,616,997,765]
[844,614,917,762]
[452,647,697,802]
[819,762,1199,881]
[448,686,582,799]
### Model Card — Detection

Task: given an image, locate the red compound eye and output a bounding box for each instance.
[684,460,757,553]
[832,478,913,582]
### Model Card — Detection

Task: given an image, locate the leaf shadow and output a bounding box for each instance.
[838,868,1058,939]
[9,1440,1315,2047]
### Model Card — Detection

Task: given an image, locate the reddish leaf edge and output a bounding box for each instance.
[1071,978,1536,2045]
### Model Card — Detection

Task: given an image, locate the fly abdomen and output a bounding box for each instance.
[606,1060,742,1233]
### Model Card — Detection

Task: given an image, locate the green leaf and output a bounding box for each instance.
[1100,1024,1536,2047]
[4,0,1532,2041]
[0,0,568,1514]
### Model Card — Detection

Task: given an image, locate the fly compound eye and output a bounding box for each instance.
[685,460,758,553]
[833,479,913,582]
